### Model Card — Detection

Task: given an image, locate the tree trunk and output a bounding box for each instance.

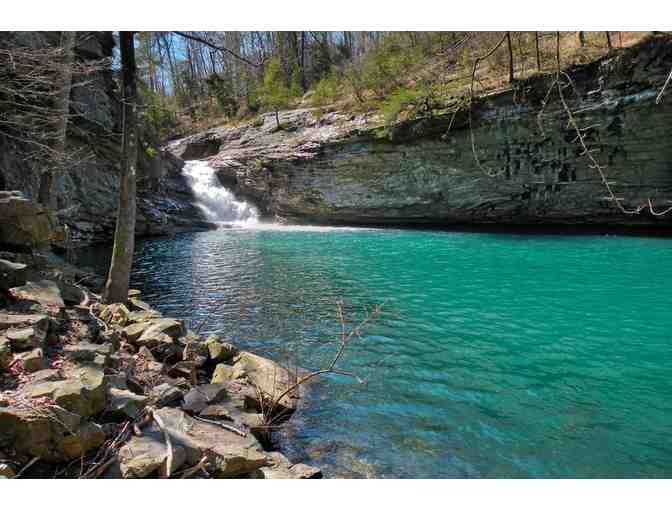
[535,32,541,71]
[578,31,586,47]
[103,31,138,304]
[506,32,514,84]
[38,30,76,210]
[275,109,280,129]
[605,31,612,50]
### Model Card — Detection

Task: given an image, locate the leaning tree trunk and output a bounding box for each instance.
[103,31,138,304]
[38,30,76,210]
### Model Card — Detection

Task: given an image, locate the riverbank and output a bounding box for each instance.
[0,247,322,479]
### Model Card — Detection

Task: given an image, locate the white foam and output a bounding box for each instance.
[183,160,259,225]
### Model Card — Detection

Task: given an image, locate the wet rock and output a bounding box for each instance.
[233,352,300,411]
[257,451,322,479]
[107,388,148,419]
[206,335,239,363]
[16,348,48,372]
[118,429,187,478]
[9,280,65,315]
[4,325,47,351]
[152,407,268,477]
[182,384,229,414]
[0,259,27,290]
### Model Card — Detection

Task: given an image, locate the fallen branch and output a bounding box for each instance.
[149,407,174,478]
[192,416,247,437]
[13,456,40,478]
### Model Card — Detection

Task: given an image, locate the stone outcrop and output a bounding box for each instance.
[0,32,215,246]
[168,34,672,229]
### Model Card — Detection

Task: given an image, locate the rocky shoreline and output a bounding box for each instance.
[0,197,321,479]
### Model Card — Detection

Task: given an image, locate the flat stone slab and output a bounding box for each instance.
[9,280,65,314]
[0,259,27,290]
[153,407,268,477]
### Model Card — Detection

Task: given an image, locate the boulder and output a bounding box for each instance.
[182,384,229,414]
[206,335,239,363]
[232,352,301,411]
[136,332,181,361]
[149,383,183,407]
[256,451,322,479]
[0,405,104,462]
[63,341,113,364]
[182,339,208,367]
[0,313,49,336]
[137,318,186,342]
[9,280,65,315]
[107,388,148,419]
[99,303,130,327]
[122,321,153,342]
[151,407,268,477]
[127,310,161,324]
[28,366,107,417]
[0,191,54,249]
[16,348,48,372]
[167,360,198,383]
[211,363,245,383]
[0,259,27,290]
[4,325,47,351]
[54,281,86,305]
[118,429,187,478]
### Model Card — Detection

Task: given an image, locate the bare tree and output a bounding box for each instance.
[37,31,76,210]
[103,31,138,304]
[506,31,514,84]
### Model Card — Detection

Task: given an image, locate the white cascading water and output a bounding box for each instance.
[182,160,259,227]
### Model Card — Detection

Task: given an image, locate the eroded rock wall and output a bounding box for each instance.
[169,34,672,228]
[0,32,213,244]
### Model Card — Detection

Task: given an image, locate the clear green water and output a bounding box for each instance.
[96,227,672,477]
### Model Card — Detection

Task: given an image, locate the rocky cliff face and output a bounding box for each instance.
[0,32,213,245]
[168,34,672,229]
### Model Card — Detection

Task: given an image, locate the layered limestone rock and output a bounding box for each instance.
[168,34,672,229]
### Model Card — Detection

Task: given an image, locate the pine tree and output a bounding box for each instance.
[259,57,291,129]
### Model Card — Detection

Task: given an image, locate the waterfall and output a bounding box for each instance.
[183,160,259,226]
